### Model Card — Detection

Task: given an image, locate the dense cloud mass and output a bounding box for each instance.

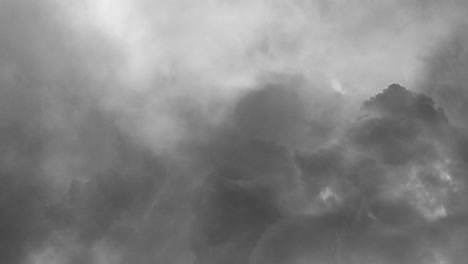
[2,0,468,264]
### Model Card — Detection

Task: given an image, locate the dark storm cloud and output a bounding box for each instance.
[351,84,448,166]
[186,76,348,264]
[2,0,468,264]
[191,141,288,264]
[295,144,348,196]
[233,76,346,149]
[294,84,451,205]
[242,84,468,264]
[189,82,464,264]
[189,83,313,263]
[362,84,447,123]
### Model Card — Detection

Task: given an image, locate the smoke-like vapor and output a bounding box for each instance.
[1,0,468,264]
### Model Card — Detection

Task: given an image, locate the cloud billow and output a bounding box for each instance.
[2,0,468,263]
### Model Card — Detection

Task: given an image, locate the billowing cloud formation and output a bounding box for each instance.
[245,84,466,264]
[53,0,468,152]
[1,0,468,264]
[187,83,468,264]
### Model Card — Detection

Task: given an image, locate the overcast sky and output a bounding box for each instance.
[2,1,468,264]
